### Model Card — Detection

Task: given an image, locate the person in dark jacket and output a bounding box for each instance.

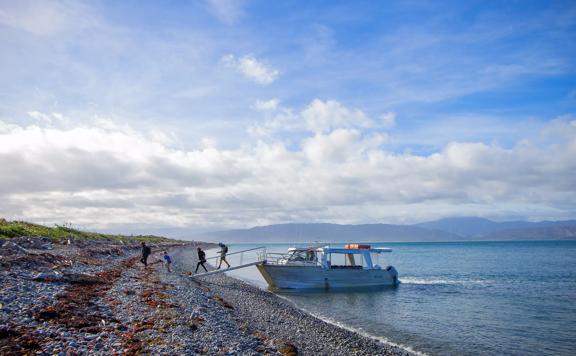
[217,242,230,269]
[195,247,207,273]
[140,242,151,268]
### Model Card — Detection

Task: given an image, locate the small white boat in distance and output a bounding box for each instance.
[256,244,399,289]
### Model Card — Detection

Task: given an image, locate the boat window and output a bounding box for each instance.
[328,253,367,269]
[288,250,314,262]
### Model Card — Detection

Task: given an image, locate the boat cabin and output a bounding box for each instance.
[278,245,392,270]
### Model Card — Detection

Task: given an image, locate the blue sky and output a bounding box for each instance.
[0,0,575,233]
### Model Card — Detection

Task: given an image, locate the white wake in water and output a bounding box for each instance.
[400,277,489,286]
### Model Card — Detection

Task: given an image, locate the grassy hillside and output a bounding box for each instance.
[0,219,174,243]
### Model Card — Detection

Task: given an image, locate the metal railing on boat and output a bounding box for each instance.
[192,246,266,277]
[204,245,266,264]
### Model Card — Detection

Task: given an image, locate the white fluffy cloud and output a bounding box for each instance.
[302,99,373,133]
[221,54,280,85]
[249,99,388,137]
[303,129,386,163]
[1,106,575,232]
[253,99,280,111]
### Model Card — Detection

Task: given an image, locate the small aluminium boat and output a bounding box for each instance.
[256,244,399,289]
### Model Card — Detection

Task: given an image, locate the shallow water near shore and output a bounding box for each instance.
[200,240,576,355]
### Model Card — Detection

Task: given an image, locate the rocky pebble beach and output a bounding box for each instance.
[1,237,413,355]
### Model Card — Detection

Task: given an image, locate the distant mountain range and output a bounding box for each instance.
[192,217,576,243]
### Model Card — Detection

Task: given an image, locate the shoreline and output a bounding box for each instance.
[221,272,425,356]
[1,238,414,355]
[171,247,415,356]
[271,293,425,356]
[206,278,419,355]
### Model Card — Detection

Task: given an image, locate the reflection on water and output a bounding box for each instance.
[273,284,400,295]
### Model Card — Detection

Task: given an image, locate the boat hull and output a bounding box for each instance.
[257,263,398,289]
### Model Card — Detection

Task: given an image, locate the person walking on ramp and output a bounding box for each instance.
[140,242,151,268]
[217,242,230,269]
[195,247,208,273]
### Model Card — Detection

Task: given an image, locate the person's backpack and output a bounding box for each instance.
[144,246,151,255]
[223,245,228,254]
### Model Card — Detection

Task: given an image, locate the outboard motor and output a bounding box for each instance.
[386,266,399,285]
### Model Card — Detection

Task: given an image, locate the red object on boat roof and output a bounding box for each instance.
[344,244,371,249]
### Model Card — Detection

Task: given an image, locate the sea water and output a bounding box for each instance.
[209,240,576,355]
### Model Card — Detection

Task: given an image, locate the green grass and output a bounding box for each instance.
[0,219,176,243]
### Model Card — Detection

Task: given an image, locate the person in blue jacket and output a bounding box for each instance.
[163,251,172,272]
